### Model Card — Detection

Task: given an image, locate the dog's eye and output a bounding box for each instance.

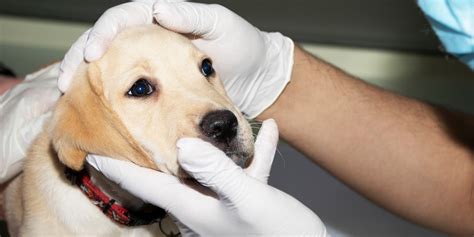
[200,58,214,77]
[127,79,154,97]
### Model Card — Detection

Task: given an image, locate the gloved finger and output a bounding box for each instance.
[244,119,279,183]
[86,155,213,213]
[177,138,251,204]
[58,29,90,92]
[153,2,224,39]
[84,2,154,61]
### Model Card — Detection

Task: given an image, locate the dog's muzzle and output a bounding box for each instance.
[199,110,251,167]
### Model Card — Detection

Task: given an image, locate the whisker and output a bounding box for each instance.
[247,119,262,125]
[275,146,286,168]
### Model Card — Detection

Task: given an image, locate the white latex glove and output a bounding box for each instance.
[0,64,61,183]
[59,1,294,118]
[87,120,328,236]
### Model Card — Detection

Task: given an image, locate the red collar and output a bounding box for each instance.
[64,168,167,226]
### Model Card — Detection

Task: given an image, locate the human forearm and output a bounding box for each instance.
[0,76,22,95]
[258,46,474,235]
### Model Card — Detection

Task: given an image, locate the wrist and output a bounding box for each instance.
[257,45,309,121]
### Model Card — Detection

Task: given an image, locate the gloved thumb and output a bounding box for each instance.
[244,119,279,183]
[58,29,90,92]
[84,2,155,61]
[153,2,223,39]
[177,138,250,203]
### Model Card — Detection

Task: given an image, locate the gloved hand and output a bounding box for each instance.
[0,64,61,183]
[59,1,294,118]
[87,120,328,236]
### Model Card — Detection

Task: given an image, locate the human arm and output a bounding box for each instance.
[0,76,22,95]
[257,46,474,235]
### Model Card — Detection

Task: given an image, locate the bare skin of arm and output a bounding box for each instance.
[258,46,474,235]
[0,76,22,95]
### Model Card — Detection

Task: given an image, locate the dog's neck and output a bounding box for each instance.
[62,163,166,226]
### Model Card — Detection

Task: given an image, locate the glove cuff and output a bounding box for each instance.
[244,33,294,118]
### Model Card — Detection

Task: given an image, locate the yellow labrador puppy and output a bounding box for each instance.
[4,25,254,236]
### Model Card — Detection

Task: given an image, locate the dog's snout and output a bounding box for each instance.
[200,110,238,143]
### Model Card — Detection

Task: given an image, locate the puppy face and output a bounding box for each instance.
[51,25,254,176]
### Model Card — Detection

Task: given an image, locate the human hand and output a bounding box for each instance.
[152,2,294,118]
[59,1,294,118]
[87,119,327,236]
[0,64,61,183]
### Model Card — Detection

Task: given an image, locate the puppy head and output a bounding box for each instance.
[51,25,254,176]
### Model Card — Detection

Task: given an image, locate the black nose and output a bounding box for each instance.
[200,110,238,143]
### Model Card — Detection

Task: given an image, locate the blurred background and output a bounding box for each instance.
[1,0,473,236]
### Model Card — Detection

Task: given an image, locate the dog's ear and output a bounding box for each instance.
[50,63,156,171]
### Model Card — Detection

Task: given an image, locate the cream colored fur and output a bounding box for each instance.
[3,25,253,236]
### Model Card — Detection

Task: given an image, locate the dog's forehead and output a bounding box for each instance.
[97,25,202,78]
[92,25,209,96]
